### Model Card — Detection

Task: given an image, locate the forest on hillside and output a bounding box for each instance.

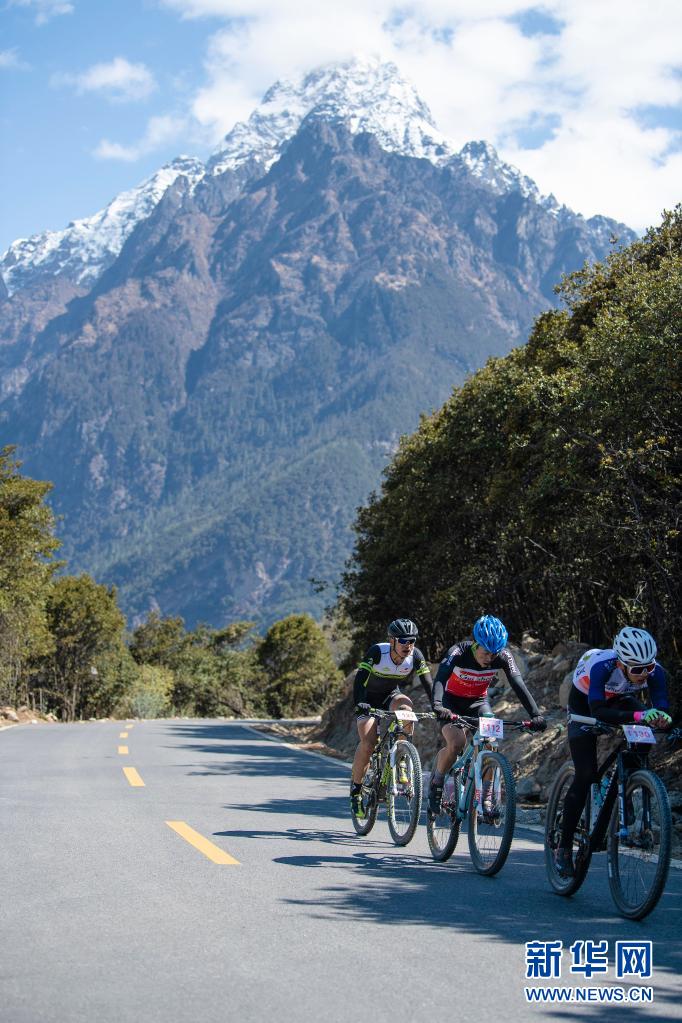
[341,209,681,711]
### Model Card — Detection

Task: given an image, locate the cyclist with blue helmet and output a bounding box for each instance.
[427,614,546,815]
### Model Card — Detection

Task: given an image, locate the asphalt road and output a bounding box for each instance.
[1,719,680,1023]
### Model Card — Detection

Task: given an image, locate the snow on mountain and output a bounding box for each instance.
[1,57,600,297]
[207,57,454,175]
[1,156,205,296]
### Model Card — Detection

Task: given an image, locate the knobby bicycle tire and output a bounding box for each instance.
[426,763,461,862]
[544,763,592,896]
[467,750,516,876]
[387,740,423,846]
[607,768,671,920]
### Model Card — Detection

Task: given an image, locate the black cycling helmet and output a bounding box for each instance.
[387,618,418,639]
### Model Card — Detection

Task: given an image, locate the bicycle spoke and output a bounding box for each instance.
[467,751,515,876]
[607,770,671,920]
[387,740,423,846]
[427,771,461,861]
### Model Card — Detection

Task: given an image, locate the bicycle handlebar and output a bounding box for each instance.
[365,708,435,720]
[443,713,537,732]
[567,712,677,738]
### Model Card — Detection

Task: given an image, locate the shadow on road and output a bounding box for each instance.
[163,723,348,782]
[270,841,681,1007]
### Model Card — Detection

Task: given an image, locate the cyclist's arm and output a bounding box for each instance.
[500,651,540,717]
[430,658,451,711]
[352,645,381,706]
[647,664,670,711]
[412,647,433,701]
[587,660,640,722]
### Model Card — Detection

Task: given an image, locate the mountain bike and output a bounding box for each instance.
[544,714,679,920]
[350,708,433,846]
[426,715,535,875]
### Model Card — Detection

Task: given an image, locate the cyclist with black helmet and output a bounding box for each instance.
[427,614,546,816]
[350,618,433,819]
[553,626,672,878]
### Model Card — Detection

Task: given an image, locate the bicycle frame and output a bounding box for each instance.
[368,709,428,799]
[568,714,662,854]
[445,722,500,822]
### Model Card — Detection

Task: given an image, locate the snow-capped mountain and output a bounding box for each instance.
[207,57,453,175]
[2,57,604,299]
[1,156,204,295]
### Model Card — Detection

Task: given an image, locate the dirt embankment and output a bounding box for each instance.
[0,706,57,728]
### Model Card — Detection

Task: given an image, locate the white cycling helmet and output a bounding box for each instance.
[613,627,657,666]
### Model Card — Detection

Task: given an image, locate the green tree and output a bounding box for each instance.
[123,664,174,719]
[0,446,60,705]
[130,611,259,717]
[129,611,188,667]
[341,208,681,711]
[36,574,128,720]
[258,614,342,717]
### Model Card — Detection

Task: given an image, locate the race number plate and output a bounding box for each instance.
[479,717,503,738]
[622,724,656,744]
[393,709,417,722]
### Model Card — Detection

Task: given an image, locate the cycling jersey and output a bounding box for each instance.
[571,647,668,723]
[353,643,433,706]
[432,642,540,717]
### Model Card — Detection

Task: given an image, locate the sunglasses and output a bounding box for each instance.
[396,637,417,645]
[626,662,655,676]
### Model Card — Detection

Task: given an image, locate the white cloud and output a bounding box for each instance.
[94,115,187,161]
[149,0,682,231]
[9,0,74,25]
[53,57,157,102]
[0,48,31,70]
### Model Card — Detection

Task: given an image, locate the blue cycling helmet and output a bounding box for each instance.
[473,615,508,654]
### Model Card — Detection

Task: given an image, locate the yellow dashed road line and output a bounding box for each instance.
[119,731,128,738]
[166,821,240,864]
[123,767,145,787]
[118,745,129,755]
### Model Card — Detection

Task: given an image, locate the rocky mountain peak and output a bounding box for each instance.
[1,156,205,296]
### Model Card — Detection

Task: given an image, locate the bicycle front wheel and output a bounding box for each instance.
[426,767,461,862]
[544,763,592,896]
[467,750,515,876]
[387,740,423,846]
[607,769,671,920]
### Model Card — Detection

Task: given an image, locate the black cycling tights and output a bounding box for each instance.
[560,734,599,848]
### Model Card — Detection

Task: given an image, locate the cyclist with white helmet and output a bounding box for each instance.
[554,625,672,878]
[427,614,546,816]
[350,618,433,819]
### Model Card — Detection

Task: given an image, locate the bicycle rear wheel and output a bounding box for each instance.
[387,740,423,846]
[607,769,671,920]
[544,762,592,896]
[351,756,379,836]
[467,750,515,876]
[426,767,461,862]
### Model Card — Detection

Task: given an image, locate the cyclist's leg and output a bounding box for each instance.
[559,732,597,847]
[351,714,378,786]
[429,695,472,813]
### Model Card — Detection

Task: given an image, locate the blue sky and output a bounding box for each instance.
[1,0,681,252]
